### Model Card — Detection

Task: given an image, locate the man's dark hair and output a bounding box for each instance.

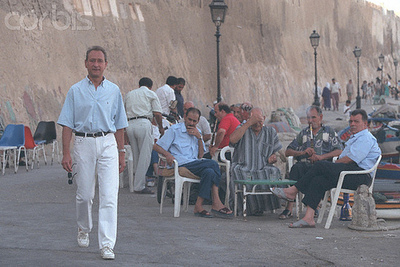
[186,107,201,119]
[351,109,368,121]
[306,105,322,115]
[86,46,107,62]
[139,77,153,88]
[217,103,231,113]
[166,76,178,86]
[177,77,186,85]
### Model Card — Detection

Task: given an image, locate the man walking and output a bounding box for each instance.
[331,78,341,111]
[58,46,128,260]
[346,79,353,101]
[125,77,164,194]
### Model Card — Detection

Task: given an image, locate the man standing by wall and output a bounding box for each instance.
[125,77,164,194]
[346,79,353,102]
[58,46,128,260]
[175,78,186,118]
[331,78,341,111]
[156,76,178,115]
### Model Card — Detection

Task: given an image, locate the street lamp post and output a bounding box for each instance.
[209,0,228,103]
[353,46,361,109]
[309,30,320,107]
[394,58,398,93]
[379,53,384,95]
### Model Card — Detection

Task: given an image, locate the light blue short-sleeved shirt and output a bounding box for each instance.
[339,129,381,170]
[156,122,205,166]
[57,77,128,133]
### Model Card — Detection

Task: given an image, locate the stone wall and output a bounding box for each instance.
[0,0,399,134]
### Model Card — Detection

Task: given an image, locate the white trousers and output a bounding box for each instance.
[73,133,119,249]
[126,118,153,191]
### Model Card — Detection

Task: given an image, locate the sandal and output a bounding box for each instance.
[279,209,293,220]
[211,207,233,219]
[289,219,315,228]
[194,210,213,218]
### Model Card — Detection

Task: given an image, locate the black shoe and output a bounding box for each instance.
[134,187,154,194]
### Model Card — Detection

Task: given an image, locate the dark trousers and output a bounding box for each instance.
[182,159,221,200]
[289,162,313,181]
[295,161,371,210]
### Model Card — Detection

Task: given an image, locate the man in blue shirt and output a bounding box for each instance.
[58,46,128,259]
[153,107,233,218]
[272,109,381,228]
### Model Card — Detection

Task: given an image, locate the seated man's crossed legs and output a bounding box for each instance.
[273,160,371,228]
[181,159,233,218]
[280,162,313,219]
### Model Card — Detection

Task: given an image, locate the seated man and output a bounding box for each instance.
[209,102,240,158]
[272,109,381,228]
[180,101,212,153]
[153,107,233,218]
[281,105,342,219]
[229,107,283,216]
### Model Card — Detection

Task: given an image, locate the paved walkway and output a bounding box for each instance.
[1,97,400,266]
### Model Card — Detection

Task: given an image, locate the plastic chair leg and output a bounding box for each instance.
[325,189,341,229]
[224,162,230,207]
[234,184,238,217]
[160,178,169,214]
[317,191,330,224]
[174,178,184,218]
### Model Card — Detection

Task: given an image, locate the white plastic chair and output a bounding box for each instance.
[119,145,134,190]
[218,146,234,207]
[158,156,201,217]
[317,155,382,229]
[287,156,302,220]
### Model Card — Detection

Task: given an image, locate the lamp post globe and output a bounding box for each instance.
[353,46,361,109]
[309,30,320,106]
[209,0,228,103]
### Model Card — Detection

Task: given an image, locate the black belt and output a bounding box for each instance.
[75,131,110,137]
[128,116,151,121]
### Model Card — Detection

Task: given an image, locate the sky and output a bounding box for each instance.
[368,0,400,15]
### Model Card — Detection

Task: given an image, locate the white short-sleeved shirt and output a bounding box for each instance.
[156,84,176,114]
[124,86,162,119]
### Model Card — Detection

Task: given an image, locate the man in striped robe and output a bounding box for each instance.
[229,107,283,216]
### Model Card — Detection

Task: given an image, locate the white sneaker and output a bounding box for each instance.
[77,229,89,248]
[101,246,115,260]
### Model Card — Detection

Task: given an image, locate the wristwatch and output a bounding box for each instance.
[197,136,203,141]
[118,148,126,153]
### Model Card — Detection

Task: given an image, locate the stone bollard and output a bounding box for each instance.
[350,185,378,228]
[348,184,390,231]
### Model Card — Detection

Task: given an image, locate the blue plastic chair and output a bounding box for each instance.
[0,124,26,175]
